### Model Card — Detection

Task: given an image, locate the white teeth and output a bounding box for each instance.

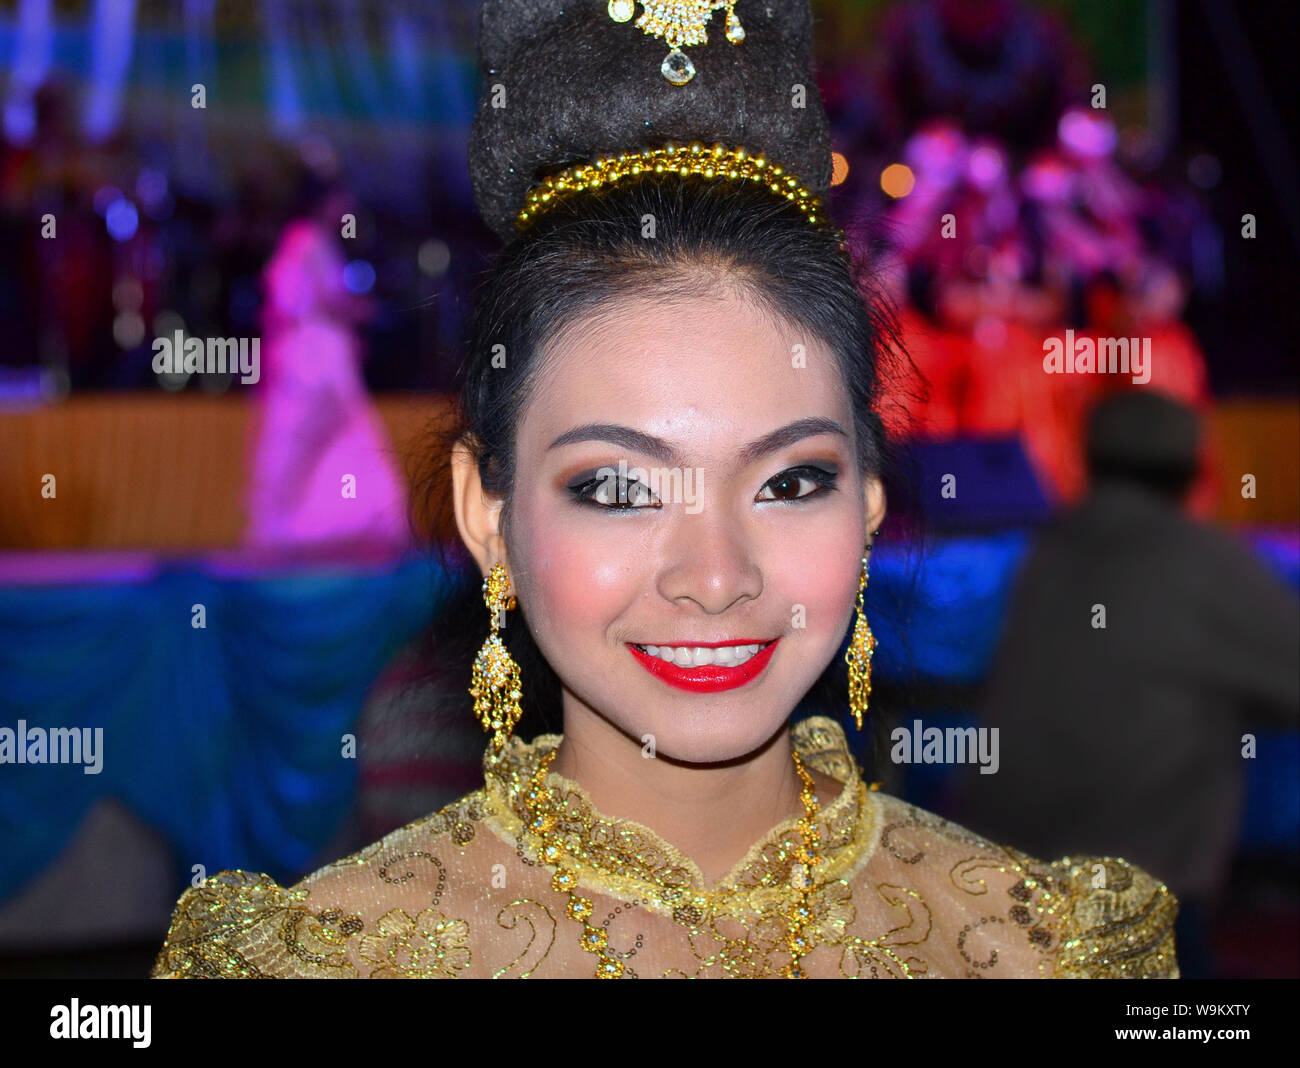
[636,642,770,668]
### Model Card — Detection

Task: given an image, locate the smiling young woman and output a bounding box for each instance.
[151,0,1178,979]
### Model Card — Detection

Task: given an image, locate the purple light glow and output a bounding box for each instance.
[343,259,376,294]
[105,198,139,242]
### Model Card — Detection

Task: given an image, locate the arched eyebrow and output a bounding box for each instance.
[547,417,847,467]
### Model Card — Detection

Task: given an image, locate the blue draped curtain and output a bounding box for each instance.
[0,551,457,902]
[1,534,1294,905]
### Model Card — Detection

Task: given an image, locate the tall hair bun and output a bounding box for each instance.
[468,0,834,243]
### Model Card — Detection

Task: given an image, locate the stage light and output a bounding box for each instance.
[831,152,849,187]
[880,163,915,199]
[344,259,377,294]
[418,239,450,278]
[113,311,146,349]
[968,144,1005,189]
[1058,108,1117,159]
[105,198,139,242]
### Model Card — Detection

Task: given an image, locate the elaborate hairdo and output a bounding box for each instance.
[410,0,915,748]
[467,0,833,244]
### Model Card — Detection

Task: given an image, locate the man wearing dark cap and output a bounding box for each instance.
[953,389,1300,977]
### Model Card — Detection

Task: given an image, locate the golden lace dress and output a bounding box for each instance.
[151,717,1179,978]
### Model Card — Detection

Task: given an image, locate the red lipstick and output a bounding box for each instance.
[627,639,779,693]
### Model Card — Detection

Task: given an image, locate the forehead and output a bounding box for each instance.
[518,289,851,460]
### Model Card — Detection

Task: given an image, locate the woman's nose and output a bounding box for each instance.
[656,516,762,615]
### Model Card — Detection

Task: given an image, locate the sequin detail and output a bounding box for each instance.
[151,717,1179,979]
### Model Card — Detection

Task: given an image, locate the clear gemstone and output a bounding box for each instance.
[661,48,694,85]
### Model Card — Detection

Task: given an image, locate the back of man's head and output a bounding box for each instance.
[1085,390,1200,504]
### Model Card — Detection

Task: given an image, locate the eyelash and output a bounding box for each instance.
[566,465,839,511]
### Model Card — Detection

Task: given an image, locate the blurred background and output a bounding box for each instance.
[0,0,1295,978]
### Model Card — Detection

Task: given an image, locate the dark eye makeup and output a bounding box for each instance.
[565,464,840,511]
[757,464,840,503]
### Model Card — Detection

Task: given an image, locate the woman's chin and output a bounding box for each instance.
[619,715,790,767]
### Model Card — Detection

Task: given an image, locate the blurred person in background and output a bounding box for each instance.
[244,182,412,551]
[953,390,1300,977]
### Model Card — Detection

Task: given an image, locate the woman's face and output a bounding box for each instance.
[496,283,883,763]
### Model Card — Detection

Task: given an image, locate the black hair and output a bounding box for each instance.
[409,170,920,760]
[397,0,926,774]
[1084,389,1200,505]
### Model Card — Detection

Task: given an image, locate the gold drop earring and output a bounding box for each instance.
[470,562,524,752]
[844,544,877,731]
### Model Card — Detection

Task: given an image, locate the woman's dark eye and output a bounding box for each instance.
[757,466,839,503]
[568,474,660,509]
[569,465,836,509]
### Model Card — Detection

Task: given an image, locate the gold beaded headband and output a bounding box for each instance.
[510,6,842,245]
[515,141,839,241]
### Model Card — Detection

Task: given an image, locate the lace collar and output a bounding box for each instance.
[479,716,881,920]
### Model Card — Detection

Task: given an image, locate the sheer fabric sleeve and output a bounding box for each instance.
[1047,855,1180,978]
[150,869,362,978]
[855,794,1179,978]
[150,792,496,979]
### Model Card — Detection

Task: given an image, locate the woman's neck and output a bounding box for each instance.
[547,707,834,886]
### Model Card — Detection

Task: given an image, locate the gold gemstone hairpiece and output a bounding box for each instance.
[607,0,745,86]
[515,141,842,245]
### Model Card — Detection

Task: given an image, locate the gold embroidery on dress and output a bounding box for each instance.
[358,908,472,978]
[493,899,558,978]
[481,716,875,908]
[477,716,914,977]
[150,715,1180,979]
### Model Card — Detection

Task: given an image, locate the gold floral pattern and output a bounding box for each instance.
[358,908,471,978]
[151,716,1179,979]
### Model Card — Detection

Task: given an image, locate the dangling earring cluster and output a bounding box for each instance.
[471,562,524,752]
[844,543,877,731]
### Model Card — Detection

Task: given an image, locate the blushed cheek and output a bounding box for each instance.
[513,498,638,650]
[769,526,862,644]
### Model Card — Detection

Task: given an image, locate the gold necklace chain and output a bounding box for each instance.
[517,745,825,978]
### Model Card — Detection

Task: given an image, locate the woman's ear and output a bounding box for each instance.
[863,475,887,544]
[451,436,507,576]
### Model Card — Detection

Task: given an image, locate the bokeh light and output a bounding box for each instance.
[112,311,145,349]
[105,197,139,242]
[830,151,849,187]
[343,259,376,294]
[417,239,450,278]
[880,162,915,198]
